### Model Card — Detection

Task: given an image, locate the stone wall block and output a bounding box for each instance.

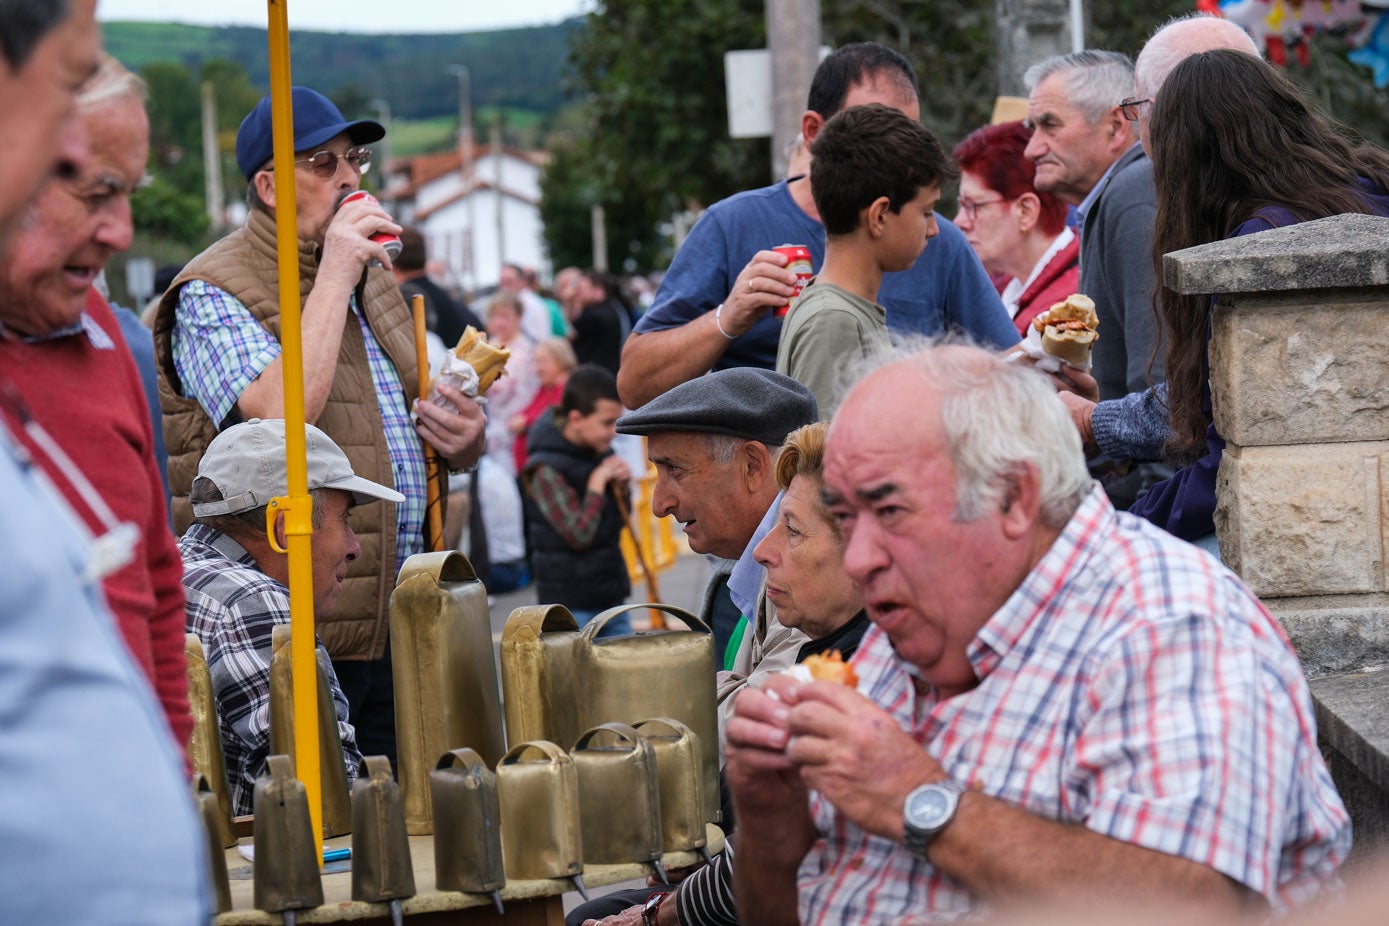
[1272,605,1389,678]
[1210,291,1389,447]
[1215,443,1384,597]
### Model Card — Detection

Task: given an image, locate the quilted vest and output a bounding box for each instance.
[153,208,439,660]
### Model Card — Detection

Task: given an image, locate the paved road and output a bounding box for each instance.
[485,549,714,644]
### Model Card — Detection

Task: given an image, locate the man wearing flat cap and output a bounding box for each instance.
[181,419,402,815]
[616,367,818,739]
[154,87,484,769]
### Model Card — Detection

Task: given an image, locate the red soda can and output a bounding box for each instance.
[772,243,813,318]
[338,189,402,266]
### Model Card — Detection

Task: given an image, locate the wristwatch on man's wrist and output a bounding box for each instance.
[902,778,967,858]
[642,890,672,926]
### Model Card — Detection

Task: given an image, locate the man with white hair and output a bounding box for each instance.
[727,343,1348,922]
[1023,50,1164,510]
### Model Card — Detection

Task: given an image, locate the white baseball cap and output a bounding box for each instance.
[192,418,405,517]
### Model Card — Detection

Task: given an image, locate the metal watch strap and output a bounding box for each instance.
[903,778,967,858]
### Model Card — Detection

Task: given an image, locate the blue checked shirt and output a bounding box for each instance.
[171,279,425,569]
[180,523,363,816]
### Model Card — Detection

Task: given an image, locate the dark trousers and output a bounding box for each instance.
[331,637,396,774]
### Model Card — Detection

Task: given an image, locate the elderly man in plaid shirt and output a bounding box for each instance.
[727,343,1349,923]
[181,419,404,815]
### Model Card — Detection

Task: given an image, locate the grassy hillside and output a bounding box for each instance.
[103,19,582,124]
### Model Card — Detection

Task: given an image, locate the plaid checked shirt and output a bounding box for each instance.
[800,484,1349,923]
[180,523,363,816]
[171,279,426,569]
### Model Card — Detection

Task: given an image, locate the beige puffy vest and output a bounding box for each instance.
[154,208,440,660]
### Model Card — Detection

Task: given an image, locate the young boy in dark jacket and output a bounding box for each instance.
[522,364,633,634]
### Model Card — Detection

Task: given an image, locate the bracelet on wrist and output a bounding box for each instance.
[713,303,737,341]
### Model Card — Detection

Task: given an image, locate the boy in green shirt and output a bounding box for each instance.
[776,103,957,414]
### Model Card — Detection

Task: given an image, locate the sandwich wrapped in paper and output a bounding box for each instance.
[1032,294,1099,367]
[427,326,511,410]
[1007,294,1099,373]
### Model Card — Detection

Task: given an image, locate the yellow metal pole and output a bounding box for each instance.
[411,294,445,552]
[264,0,323,859]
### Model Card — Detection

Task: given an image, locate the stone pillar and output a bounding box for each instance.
[1164,213,1389,862]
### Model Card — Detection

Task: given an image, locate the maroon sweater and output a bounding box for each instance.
[0,289,192,754]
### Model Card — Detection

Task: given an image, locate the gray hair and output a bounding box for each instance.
[191,476,328,537]
[1135,13,1260,99]
[1024,50,1135,124]
[78,52,147,109]
[0,0,69,69]
[701,432,783,467]
[841,338,1092,530]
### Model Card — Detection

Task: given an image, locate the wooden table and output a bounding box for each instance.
[216,826,724,925]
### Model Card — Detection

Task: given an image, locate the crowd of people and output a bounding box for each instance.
[3,2,1389,923]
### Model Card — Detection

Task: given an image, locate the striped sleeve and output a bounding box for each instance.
[674,841,738,926]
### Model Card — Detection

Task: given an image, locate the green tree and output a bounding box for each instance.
[547,1,1389,269]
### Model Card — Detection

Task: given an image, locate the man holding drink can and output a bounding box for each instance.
[617,42,1019,411]
[154,86,486,769]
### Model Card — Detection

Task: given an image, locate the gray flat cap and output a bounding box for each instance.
[617,368,817,445]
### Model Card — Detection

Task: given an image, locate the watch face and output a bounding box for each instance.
[907,786,952,826]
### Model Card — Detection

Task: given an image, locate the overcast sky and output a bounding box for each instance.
[97,0,592,33]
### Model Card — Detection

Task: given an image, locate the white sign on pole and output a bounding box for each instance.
[724,49,772,139]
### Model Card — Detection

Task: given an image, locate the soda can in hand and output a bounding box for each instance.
[337,189,402,267]
[772,244,813,318]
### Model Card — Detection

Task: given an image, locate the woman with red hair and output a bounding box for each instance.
[952,120,1078,334]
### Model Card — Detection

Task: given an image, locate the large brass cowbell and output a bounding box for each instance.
[391,551,505,835]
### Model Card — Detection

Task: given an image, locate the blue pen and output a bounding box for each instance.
[323,847,351,863]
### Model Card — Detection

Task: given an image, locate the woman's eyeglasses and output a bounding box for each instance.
[957,196,1005,221]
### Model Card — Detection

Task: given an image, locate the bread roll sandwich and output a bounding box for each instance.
[1032,294,1099,367]
[452,326,511,395]
[801,651,859,687]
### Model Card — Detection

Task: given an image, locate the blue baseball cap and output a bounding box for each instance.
[236,86,385,181]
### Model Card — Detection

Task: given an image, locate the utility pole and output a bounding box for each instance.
[448,64,476,291]
[765,0,820,181]
[200,80,223,230]
[996,0,1079,97]
[491,116,504,266]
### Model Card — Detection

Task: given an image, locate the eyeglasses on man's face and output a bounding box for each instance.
[1118,98,1151,122]
[293,145,372,178]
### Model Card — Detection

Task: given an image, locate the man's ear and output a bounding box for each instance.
[272,509,289,549]
[1104,105,1134,152]
[801,109,825,146]
[741,440,775,493]
[998,464,1042,539]
[253,170,277,210]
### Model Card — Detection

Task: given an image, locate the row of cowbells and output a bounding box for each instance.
[198,722,707,918]
[186,548,721,904]
[391,551,720,835]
